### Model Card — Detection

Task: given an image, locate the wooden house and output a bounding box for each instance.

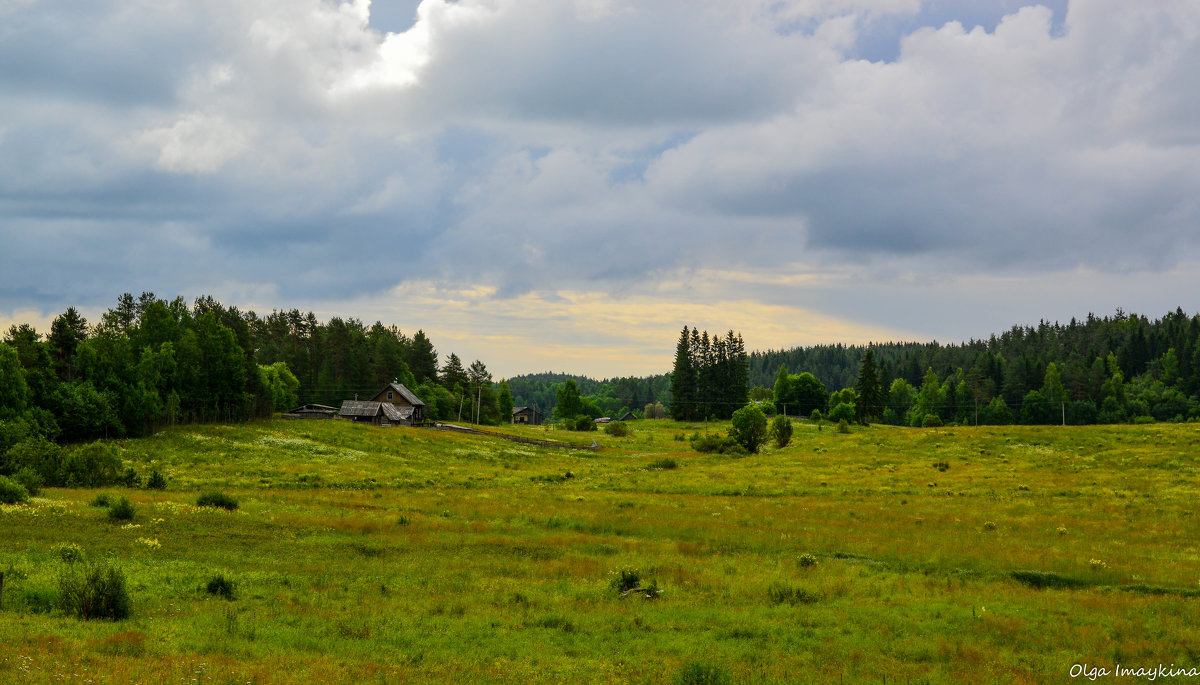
[282,404,338,420]
[338,382,425,426]
[512,406,543,425]
[618,412,637,422]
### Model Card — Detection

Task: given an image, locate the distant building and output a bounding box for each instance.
[282,404,338,420]
[618,412,637,422]
[594,417,612,424]
[338,382,425,426]
[512,406,543,425]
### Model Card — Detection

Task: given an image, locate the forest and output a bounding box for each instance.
[4,293,1200,463]
[752,309,1200,426]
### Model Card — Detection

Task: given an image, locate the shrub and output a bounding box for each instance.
[146,470,167,490]
[729,405,768,453]
[647,458,677,470]
[52,542,84,563]
[2,437,64,487]
[827,402,855,423]
[810,409,822,422]
[58,561,131,620]
[0,475,30,504]
[205,574,236,599]
[107,496,135,521]
[196,491,239,511]
[798,553,817,568]
[89,492,113,508]
[604,421,630,437]
[610,567,641,593]
[673,661,732,685]
[574,415,598,432]
[13,467,42,496]
[120,467,142,489]
[836,419,850,434]
[922,414,943,428]
[690,434,743,456]
[771,415,793,448]
[59,442,123,488]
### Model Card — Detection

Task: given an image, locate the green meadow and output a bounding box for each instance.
[2,418,1199,683]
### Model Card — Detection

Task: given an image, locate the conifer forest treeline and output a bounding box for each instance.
[4,293,1200,455]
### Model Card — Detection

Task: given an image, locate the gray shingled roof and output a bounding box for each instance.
[340,401,383,418]
[383,382,425,406]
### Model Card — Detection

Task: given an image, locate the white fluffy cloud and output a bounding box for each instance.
[3,0,1200,373]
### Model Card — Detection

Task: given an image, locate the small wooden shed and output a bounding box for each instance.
[512,406,543,425]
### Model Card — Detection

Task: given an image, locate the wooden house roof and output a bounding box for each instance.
[339,401,384,418]
[382,382,425,406]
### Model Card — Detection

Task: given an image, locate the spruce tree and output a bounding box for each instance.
[854,349,884,423]
[671,327,697,421]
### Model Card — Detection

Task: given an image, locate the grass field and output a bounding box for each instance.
[2,418,1199,683]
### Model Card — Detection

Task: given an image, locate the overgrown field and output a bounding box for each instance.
[2,419,1199,683]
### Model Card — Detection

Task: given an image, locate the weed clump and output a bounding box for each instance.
[1009,570,1090,590]
[58,561,131,620]
[531,471,573,484]
[797,553,817,568]
[836,420,850,434]
[52,542,84,563]
[89,492,112,507]
[146,470,167,490]
[647,458,678,470]
[766,581,820,605]
[933,461,950,472]
[673,661,732,685]
[205,574,236,599]
[107,496,135,521]
[196,491,239,510]
[0,475,30,504]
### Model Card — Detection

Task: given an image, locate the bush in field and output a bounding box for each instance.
[827,402,855,423]
[2,437,64,486]
[836,419,850,434]
[729,405,768,453]
[60,442,123,487]
[610,568,642,593]
[647,458,678,470]
[771,415,793,448]
[921,414,943,428]
[205,574,236,599]
[13,467,42,496]
[604,421,630,437]
[0,475,30,504]
[196,491,239,511]
[146,470,167,490]
[574,415,598,432]
[89,492,112,507]
[53,542,84,563]
[673,661,732,685]
[690,434,744,455]
[58,561,131,620]
[107,496,135,521]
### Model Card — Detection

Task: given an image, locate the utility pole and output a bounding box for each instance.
[1062,401,1066,426]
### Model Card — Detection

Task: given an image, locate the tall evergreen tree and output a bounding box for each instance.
[670,327,697,421]
[854,349,884,423]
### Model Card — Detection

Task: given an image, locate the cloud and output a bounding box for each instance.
[2,0,1200,374]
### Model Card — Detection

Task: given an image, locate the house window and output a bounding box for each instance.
[387,391,393,401]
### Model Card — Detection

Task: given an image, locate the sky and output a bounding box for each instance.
[2,0,1199,379]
